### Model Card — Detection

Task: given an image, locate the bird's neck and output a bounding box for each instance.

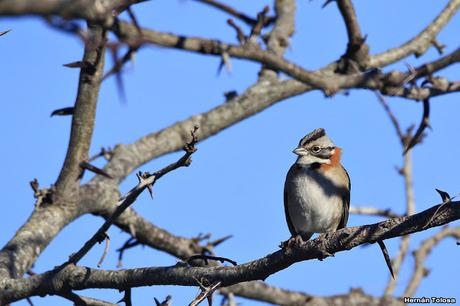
[320,147,342,171]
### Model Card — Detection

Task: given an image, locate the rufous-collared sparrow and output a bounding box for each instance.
[283,128,394,277]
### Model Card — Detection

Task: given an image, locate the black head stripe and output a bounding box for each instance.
[311,146,335,159]
[299,128,326,146]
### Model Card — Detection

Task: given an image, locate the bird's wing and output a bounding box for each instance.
[284,165,298,236]
[337,165,351,229]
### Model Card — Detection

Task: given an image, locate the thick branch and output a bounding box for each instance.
[2,200,460,303]
[335,0,369,68]
[0,0,145,21]
[0,23,106,280]
[266,0,296,57]
[54,23,106,199]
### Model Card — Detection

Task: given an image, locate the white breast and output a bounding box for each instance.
[285,165,344,235]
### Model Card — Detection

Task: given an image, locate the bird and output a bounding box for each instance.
[283,128,394,277]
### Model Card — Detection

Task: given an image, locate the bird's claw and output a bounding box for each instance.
[280,235,304,249]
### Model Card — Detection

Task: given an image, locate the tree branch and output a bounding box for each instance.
[0,23,106,280]
[66,127,198,265]
[54,23,106,199]
[349,206,401,219]
[0,0,142,21]
[220,282,404,306]
[2,200,460,304]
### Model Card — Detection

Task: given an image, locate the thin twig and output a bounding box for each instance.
[65,126,199,265]
[116,237,141,268]
[403,99,431,154]
[349,206,400,219]
[187,255,237,266]
[190,280,222,306]
[97,232,110,268]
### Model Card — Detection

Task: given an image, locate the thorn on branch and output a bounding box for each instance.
[50,107,74,117]
[227,19,246,44]
[435,188,452,203]
[79,161,113,179]
[322,0,335,9]
[136,171,153,199]
[186,254,237,267]
[190,278,221,306]
[191,233,233,255]
[89,147,113,162]
[26,297,34,306]
[424,189,452,229]
[126,6,142,36]
[223,90,238,101]
[431,39,446,55]
[116,237,141,268]
[0,29,12,36]
[249,6,270,41]
[97,232,110,268]
[30,178,54,208]
[217,52,232,75]
[63,60,91,69]
[154,295,172,306]
[117,288,132,306]
[403,99,431,155]
[184,125,199,154]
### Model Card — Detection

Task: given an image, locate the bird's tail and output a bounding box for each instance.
[377,240,395,279]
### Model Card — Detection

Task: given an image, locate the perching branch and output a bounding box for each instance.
[2,200,460,304]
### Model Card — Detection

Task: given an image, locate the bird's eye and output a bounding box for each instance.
[311,146,321,153]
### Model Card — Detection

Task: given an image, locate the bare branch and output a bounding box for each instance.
[97,232,110,268]
[335,0,369,70]
[189,280,221,306]
[350,206,401,219]
[385,148,416,295]
[57,291,118,306]
[403,99,431,154]
[66,127,198,265]
[54,23,106,199]
[0,0,140,21]
[2,200,460,304]
[221,282,404,306]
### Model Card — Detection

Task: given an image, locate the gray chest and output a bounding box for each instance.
[285,166,344,235]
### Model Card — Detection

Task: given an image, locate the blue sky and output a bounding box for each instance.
[1,0,459,305]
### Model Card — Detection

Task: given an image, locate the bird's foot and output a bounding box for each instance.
[280,235,304,249]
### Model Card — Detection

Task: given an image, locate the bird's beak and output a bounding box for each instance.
[293,147,308,156]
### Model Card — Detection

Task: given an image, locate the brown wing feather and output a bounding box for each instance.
[337,165,351,230]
